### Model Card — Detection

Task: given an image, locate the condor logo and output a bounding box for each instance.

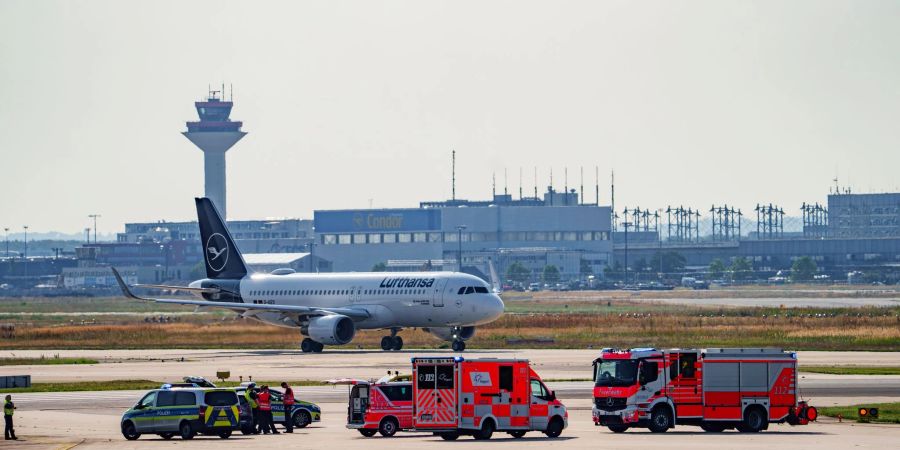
[206,233,229,272]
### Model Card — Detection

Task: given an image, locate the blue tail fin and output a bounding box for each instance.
[195,197,248,279]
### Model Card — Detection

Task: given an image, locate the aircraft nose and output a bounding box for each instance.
[485,294,505,321]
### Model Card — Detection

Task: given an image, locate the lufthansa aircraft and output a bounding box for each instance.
[112,198,504,352]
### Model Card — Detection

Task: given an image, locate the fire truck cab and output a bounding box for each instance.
[346,380,413,437]
[412,357,567,440]
[592,347,817,433]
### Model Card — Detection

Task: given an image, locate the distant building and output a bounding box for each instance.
[243,252,331,273]
[828,193,900,238]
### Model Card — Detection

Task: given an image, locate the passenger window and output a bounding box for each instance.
[156,390,175,407]
[530,379,547,398]
[499,366,514,391]
[175,391,195,406]
[457,287,466,295]
[639,361,659,384]
[679,354,697,378]
[465,287,475,295]
[380,385,412,401]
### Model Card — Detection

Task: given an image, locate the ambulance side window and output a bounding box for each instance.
[436,365,454,389]
[530,379,548,399]
[157,391,175,407]
[499,366,514,391]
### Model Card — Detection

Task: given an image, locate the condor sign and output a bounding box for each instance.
[314,209,441,233]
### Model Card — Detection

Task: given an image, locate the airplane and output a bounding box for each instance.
[112,197,504,353]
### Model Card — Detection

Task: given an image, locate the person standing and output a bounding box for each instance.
[4,395,16,441]
[245,383,260,434]
[258,385,279,434]
[281,382,294,433]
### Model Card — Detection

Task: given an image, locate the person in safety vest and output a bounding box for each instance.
[245,383,260,434]
[257,385,279,434]
[281,382,294,433]
[4,395,16,441]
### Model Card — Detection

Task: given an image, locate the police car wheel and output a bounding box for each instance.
[381,336,393,351]
[121,421,140,440]
[508,430,527,438]
[218,430,232,439]
[379,417,399,437]
[544,417,564,438]
[391,336,403,351]
[158,432,175,440]
[179,421,195,440]
[293,410,311,428]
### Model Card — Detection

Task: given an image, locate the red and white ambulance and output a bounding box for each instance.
[412,357,568,440]
[591,347,817,433]
[346,379,413,437]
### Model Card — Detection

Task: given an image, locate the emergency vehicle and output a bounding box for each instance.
[121,387,241,440]
[591,348,818,433]
[234,385,322,430]
[412,357,567,440]
[346,380,413,437]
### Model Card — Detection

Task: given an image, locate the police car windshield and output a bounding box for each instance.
[594,360,638,387]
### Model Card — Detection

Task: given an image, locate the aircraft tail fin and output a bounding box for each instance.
[195,197,248,279]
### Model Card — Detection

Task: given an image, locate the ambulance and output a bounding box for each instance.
[412,357,568,440]
[591,348,818,433]
[346,379,414,437]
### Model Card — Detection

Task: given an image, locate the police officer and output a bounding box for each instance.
[4,395,16,441]
[257,385,279,434]
[281,382,294,433]
[245,383,260,434]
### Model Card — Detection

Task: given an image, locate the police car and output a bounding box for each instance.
[235,384,322,429]
[121,386,241,440]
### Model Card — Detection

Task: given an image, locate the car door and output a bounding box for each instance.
[431,279,447,307]
[154,390,177,431]
[529,379,550,431]
[270,390,285,423]
[132,391,158,433]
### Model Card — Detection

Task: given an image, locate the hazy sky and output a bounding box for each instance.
[2,0,899,235]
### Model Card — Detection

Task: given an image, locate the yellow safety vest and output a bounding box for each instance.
[3,402,13,416]
[245,391,258,409]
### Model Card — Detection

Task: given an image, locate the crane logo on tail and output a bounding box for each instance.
[206,233,229,272]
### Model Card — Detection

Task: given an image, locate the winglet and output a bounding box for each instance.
[111,267,144,300]
[488,258,502,294]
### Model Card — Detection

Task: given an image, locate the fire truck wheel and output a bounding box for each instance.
[359,429,377,437]
[379,417,399,437]
[439,432,460,441]
[381,336,393,351]
[508,430,527,438]
[544,417,564,438]
[392,336,404,351]
[607,425,628,433]
[738,407,766,433]
[473,419,495,440]
[648,406,673,433]
[700,422,725,433]
[451,340,466,352]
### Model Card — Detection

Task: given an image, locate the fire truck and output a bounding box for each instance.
[346,379,413,437]
[591,348,817,433]
[412,357,568,440]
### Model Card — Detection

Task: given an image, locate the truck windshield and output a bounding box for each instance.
[594,360,638,387]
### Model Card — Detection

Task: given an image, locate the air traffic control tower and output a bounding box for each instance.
[183,88,247,219]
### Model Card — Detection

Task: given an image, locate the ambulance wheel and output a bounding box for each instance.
[121,421,140,440]
[391,336,404,351]
[474,419,494,440]
[359,429,377,437]
[544,417,564,438]
[648,406,672,433]
[451,340,466,352]
[179,421,195,440]
[379,417,399,437]
[381,336,393,351]
[218,430,232,439]
[738,407,766,433]
[293,410,312,428]
[439,431,460,441]
[508,430,527,438]
[607,425,628,433]
[301,338,314,353]
[158,432,175,440]
[700,422,726,433]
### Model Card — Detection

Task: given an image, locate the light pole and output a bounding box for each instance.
[88,214,101,243]
[3,227,8,259]
[622,221,631,285]
[22,225,28,278]
[456,225,467,272]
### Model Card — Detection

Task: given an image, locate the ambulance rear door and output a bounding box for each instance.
[414,359,458,428]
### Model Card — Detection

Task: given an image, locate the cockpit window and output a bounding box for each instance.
[458,286,491,295]
[474,286,489,293]
[464,286,475,294]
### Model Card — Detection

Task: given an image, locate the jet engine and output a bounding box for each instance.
[425,326,475,342]
[306,315,356,345]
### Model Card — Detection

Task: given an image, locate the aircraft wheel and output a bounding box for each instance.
[451,340,466,352]
[391,336,403,351]
[312,341,325,353]
[301,338,314,353]
[381,336,393,351]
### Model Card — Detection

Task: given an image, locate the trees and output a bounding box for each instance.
[542,265,561,284]
[371,262,387,272]
[506,262,531,284]
[650,251,686,274]
[709,259,726,279]
[729,257,753,281]
[791,256,817,282]
[580,259,593,277]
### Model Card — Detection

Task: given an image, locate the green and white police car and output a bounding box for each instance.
[121,387,241,440]
[235,385,322,431]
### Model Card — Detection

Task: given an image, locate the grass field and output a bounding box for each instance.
[0,356,98,366]
[0,294,897,351]
[800,366,900,375]
[0,379,344,394]
[819,402,900,424]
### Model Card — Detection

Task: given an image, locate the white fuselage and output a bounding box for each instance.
[195,271,504,330]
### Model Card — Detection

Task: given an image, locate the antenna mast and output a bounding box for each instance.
[451,150,456,201]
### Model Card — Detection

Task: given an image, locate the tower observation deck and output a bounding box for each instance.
[182,87,247,219]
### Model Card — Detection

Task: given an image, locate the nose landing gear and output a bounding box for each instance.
[451,340,466,352]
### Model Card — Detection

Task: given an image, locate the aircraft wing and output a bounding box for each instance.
[111,268,370,320]
[134,283,222,294]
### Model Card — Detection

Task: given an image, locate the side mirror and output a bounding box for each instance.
[135,404,145,410]
[548,391,556,401]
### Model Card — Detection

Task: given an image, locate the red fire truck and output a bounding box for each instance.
[412,357,568,440]
[591,348,817,433]
[346,379,413,437]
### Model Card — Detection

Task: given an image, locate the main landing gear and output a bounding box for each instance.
[451,340,466,352]
[380,329,404,351]
[300,338,324,353]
